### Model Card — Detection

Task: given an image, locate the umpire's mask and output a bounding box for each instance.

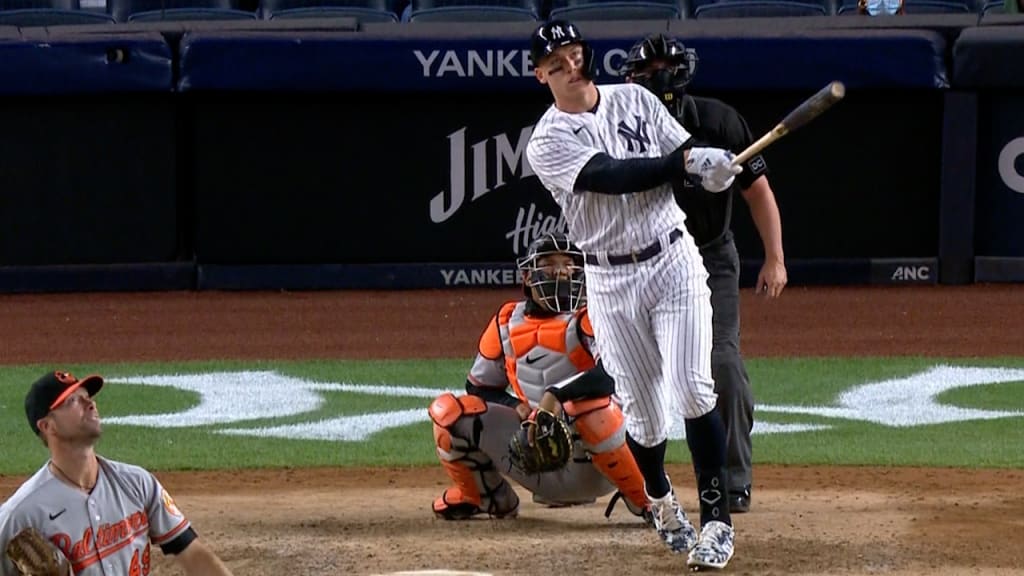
[518,234,586,313]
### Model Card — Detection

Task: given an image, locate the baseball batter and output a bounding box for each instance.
[525,20,739,570]
[621,33,788,514]
[0,371,234,576]
[429,234,650,522]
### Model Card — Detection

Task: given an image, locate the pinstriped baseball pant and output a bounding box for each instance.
[585,232,717,447]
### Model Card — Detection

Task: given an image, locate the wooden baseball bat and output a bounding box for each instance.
[731,81,846,166]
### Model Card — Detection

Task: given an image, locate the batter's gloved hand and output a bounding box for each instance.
[5,527,73,576]
[685,147,743,193]
[508,408,573,475]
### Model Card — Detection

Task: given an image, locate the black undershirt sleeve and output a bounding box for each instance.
[160,527,197,556]
[547,360,615,403]
[574,143,689,195]
[465,380,521,408]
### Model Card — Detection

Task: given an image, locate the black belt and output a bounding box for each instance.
[584,229,684,266]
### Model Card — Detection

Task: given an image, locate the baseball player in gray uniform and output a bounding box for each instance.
[525,20,739,570]
[0,371,235,576]
[430,234,650,522]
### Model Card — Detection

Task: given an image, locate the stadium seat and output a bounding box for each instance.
[408,0,538,21]
[694,0,826,16]
[981,0,1003,11]
[0,0,116,23]
[549,0,680,20]
[260,0,399,20]
[108,0,254,21]
[836,0,973,12]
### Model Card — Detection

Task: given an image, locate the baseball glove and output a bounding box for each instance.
[5,527,73,576]
[509,408,573,475]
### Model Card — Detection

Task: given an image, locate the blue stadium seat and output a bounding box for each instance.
[981,0,1004,11]
[0,0,115,24]
[694,0,826,16]
[549,0,680,20]
[108,0,255,21]
[260,0,399,20]
[408,0,538,21]
[836,0,973,12]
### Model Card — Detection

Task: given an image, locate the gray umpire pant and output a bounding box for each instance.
[699,231,754,493]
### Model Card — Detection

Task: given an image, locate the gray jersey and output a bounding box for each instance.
[0,456,190,576]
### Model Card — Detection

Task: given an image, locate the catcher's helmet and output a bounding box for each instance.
[517,233,586,313]
[529,20,595,80]
[620,34,698,110]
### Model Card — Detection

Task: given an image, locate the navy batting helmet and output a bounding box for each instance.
[529,20,595,79]
[517,233,586,313]
[620,34,698,110]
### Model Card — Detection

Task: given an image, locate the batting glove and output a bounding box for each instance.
[685,147,743,193]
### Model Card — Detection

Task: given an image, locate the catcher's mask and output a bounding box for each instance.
[517,233,586,313]
[620,34,698,114]
[529,19,595,80]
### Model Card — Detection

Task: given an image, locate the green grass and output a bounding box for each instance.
[1,358,1022,475]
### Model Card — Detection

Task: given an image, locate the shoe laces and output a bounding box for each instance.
[650,491,686,532]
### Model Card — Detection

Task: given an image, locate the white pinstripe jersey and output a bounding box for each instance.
[526,83,694,257]
[0,456,190,576]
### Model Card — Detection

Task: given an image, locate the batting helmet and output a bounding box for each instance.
[529,20,595,80]
[517,233,586,313]
[620,34,698,111]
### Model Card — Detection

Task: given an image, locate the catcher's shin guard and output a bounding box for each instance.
[428,392,519,520]
[566,397,648,514]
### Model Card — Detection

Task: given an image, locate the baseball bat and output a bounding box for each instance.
[731,81,846,166]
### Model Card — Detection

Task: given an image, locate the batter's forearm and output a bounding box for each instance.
[743,176,784,262]
[574,147,686,195]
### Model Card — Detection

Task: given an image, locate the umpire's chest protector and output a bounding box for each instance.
[497,301,595,404]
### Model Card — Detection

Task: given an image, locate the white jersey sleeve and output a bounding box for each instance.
[526,116,601,197]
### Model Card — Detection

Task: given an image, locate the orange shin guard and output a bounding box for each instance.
[568,398,647,511]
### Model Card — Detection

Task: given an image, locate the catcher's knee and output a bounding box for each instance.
[565,396,625,452]
[429,392,487,459]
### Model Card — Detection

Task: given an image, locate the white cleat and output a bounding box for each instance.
[647,488,698,553]
[687,520,735,570]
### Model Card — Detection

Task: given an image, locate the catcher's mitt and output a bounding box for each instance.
[509,408,573,475]
[5,527,72,576]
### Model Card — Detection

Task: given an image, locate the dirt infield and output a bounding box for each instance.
[2,285,1023,575]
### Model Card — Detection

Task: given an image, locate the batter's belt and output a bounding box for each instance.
[584,228,684,266]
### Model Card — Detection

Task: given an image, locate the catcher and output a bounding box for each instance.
[0,370,234,576]
[429,233,650,521]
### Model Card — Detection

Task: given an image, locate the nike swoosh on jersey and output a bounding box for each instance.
[525,353,548,364]
[572,125,585,135]
[49,509,67,520]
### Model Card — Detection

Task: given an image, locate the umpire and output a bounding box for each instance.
[621,34,788,513]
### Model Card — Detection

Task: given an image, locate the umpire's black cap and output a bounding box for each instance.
[25,370,104,435]
[529,20,586,66]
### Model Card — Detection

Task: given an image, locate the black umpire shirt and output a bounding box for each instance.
[672,95,770,248]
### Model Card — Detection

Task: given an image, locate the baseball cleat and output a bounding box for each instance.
[729,486,751,514]
[687,520,735,570]
[647,488,698,553]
